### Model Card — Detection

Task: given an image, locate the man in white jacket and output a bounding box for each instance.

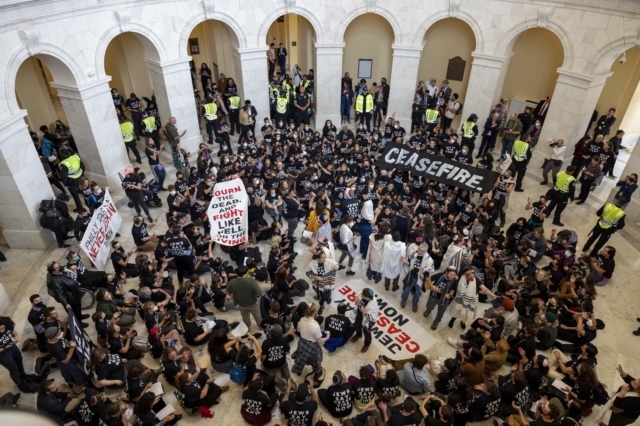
[400,242,435,313]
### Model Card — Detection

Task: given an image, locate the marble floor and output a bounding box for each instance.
[1,123,639,426]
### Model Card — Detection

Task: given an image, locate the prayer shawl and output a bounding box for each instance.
[306,258,337,292]
[450,275,478,324]
[381,239,407,279]
[497,153,512,173]
[320,242,336,261]
[403,244,435,285]
[340,223,355,254]
[305,209,330,237]
[367,234,390,273]
[351,296,380,330]
[442,243,465,273]
[594,390,640,424]
[361,199,374,220]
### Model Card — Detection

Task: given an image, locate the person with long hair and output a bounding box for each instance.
[447,378,474,426]
[291,303,330,379]
[207,328,239,373]
[366,222,390,283]
[306,250,339,316]
[134,392,181,425]
[381,231,407,291]
[318,370,354,418]
[570,135,592,175]
[0,316,34,393]
[240,375,278,425]
[338,214,358,275]
[459,347,486,387]
[274,266,304,299]
[175,369,226,412]
[304,201,330,242]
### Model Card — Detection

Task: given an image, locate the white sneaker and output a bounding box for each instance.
[447,337,458,348]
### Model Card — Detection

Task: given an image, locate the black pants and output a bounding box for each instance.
[238,125,251,145]
[131,112,143,137]
[48,176,67,194]
[577,178,595,202]
[442,116,453,131]
[69,297,83,323]
[344,309,372,345]
[544,191,569,223]
[296,110,310,126]
[67,178,83,210]
[583,224,613,257]
[175,256,195,284]
[125,141,142,163]
[514,161,527,190]
[461,137,476,153]
[411,111,422,133]
[359,112,372,131]
[315,287,332,308]
[79,270,107,289]
[129,190,150,217]
[478,136,497,157]
[228,109,240,135]
[205,119,215,144]
[0,345,26,386]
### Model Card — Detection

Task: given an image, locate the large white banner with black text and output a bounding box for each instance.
[207,178,249,246]
[79,188,122,270]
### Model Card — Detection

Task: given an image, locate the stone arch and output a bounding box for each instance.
[413,9,484,52]
[258,5,322,46]
[495,19,573,69]
[336,6,402,45]
[588,34,640,75]
[95,23,166,79]
[3,44,84,115]
[179,10,247,55]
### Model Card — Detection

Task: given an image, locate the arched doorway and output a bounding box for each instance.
[265,14,317,79]
[417,18,476,130]
[501,28,564,123]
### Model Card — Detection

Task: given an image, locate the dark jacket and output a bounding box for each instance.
[594,115,616,136]
[482,117,500,140]
[46,269,83,307]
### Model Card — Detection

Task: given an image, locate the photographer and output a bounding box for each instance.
[613,174,637,209]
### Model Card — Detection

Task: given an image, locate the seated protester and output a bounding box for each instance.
[562,364,599,406]
[185,226,210,257]
[418,396,455,426]
[318,370,354,419]
[432,358,459,395]
[458,315,506,350]
[90,347,132,388]
[260,324,291,384]
[147,327,181,361]
[230,335,264,386]
[166,184,190,215]
[482,339,510,376]
[322,302,352,352]
[101,400,131,426]
[210,276,236,311]
[109,241,139,278]
[45,326,87,394]
[376,368,401,402]
[261,301,295,342]
[175,370,226,411]
[274,266,305,299]
[378,398,424,426]
[535,311,558,351]
[182,307,219,346]
[511,398,561,426]
[37,379,83,425]
[103,273,136,303]
[458,347,486,388]
[136,286,172,320]
[241,376,279,426]
[517,355,549,402]
[607,364,640,426]
[207,329,239,373]
[106,324,141,360]
[126,364,160,403]
[96,289,136,327]
[556,311,603,347]
[133,392,181,426]
[470,381,502,421]
[92,310,110,348]
[506,324,537,365]
[384,353,432,395]
[138,258,175,296]
[588,246,616,286]
[351,366,377,412]
[447,378,475,426]
[71,388,111,426]
[65,250,107,289]
[142,301,176,335]
[281,381,320,426]
[521,227,547,263]
[233,242,263,267]
[497,370,530,415]
[160,346,196,386]
[549,343,598,383]
[250,218,273,245]
[185,275,216,315]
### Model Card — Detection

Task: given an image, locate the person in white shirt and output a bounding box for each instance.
[425,78,438,99]
[541,138,567,185]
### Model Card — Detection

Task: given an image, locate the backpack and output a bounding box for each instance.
[39,199,55,213]
[591,382,610,405]
[158,125,168,141]
[229,363,245,384]
[333,230,347,251]
[455,101,463,116]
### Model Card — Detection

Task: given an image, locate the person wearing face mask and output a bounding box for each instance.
[344,288,379,353]
[440,134,461,159]
[455,145,473,165]
[46,261,89,327]
[335,214,357,276]
[45,325,87,394]
[461,114,479,153]
[65,250,107,289]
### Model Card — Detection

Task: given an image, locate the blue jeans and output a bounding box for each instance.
[501,138,515,156]
[341,98,351,121]
[366,266,381,283]
[401,275,421,305]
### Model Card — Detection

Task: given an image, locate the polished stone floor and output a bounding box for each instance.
[1,124,639,426]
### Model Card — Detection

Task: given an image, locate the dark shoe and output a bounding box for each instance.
[200,311,214,317]
[228,322,240,329]
[380,355,395,364]
[318,306,324,316]
[115,233,121,237]
[384,283,390,291]
[80,322,89,328]
[499,222,505,228]
[514,188,524,192]
[423,310,430,318]
[35,357,46,375]
[11,393,20,406]
[448,318,456,328]
[431,321,439,330]
[494,419,502,426]
[338,265,346,270]
[460,334,470,340]
[252,333,263,339]
[350,335,361,343]
[460,322,466,330]
[539,181,548,185]
[552,221,564,226]
[159,187,167,191]
[173,414,182,422]
[361,344,370,353]
[637,318,640,322]
[576,201,584,205]
[391,285,399,292]
[58,244,71,248]
[72,208,79,213]
[400,300,406,308]
[412,304,418,313]
[80,314,90,320]
[346,270,356,276]
[633,330,640,336]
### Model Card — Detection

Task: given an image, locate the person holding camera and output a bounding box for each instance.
[614,174,638,209]
[541,138,566,185]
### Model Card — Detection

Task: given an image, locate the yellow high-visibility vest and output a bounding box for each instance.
[120,122,134,142]
[60,154,82,179]
[143,117,156,132]
[276,97,288,114]
[228,96,240,110]
[364,94,374,113]
[203,103,218,121]
[512,140,529,162]
[554,171,576,193]
[599,203,625,229]
[355,95,364,113]
[462,121,476,138]
[425,109,439,123]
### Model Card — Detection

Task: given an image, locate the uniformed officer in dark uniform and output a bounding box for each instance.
[294,85,311,127]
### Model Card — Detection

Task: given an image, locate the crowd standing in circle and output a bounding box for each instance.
[6,50,637,426]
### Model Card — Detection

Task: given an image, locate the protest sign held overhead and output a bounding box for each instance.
[79,188,121,270]
[207,178,249,246]
[375,142,501,193]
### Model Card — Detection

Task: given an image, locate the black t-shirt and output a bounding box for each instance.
[107,336,125,354]
[281,399,318,426]
[525,366,546,393]
[530,202,545,223]
[47,337,69,361]
[326,383,353,417]
[596,255,615,278]
[242,389,272,415]
[182,381,204,408]
[442,141,460,158]
[283,197,300,219]
[96,354,126,383]
[388,411,424,426]
[324,314,351,338]
[132,223,149,247]
[167,236,191,256]
[127,377,146,401]
[261,315,286,339]
[352,378,376,404]
[447,392,472,415]
[183,319,205,345]
[500,377,529,407]
[376,377,400,399]
[472,390,502,419]
[110,248,126,276]
[261,336,290,369]
[160,359,182,384]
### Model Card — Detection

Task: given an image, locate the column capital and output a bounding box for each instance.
[233,46,269,61]
[556,68,613,88]
[315,43,345,56]
[0,110,28,144]
[471,52,512,67]
[145,57,192,74]
[49,76,113,101]
[391,44,423,58]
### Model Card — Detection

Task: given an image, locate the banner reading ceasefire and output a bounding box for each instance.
[207,178,249,246]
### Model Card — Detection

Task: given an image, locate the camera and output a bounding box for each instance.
[619,52,627,64]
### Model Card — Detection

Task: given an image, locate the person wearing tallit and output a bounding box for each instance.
[309,235,337,262]
[400,241,435,313]
[595,364,640,426]
[358,194,377,259]
[306,250,340,316]
[441,234,469,273]
[344,288,379,353]
[448,267,481,330]
[493,154,516,228]
[381,231,407,292]
[366,222,390,283]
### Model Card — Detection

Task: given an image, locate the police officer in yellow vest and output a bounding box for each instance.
[512,138,532,192]
[544,166,577,226]
[355,88,374,132]
[201,95,218,144]
[582,197,626,257]
[120,118,142,164]
[275,91,288,126]
[461,113,479,153]
[227,94,241,136]
[424,106,440,132]
[141,111,158,140]
[58,148,84,211]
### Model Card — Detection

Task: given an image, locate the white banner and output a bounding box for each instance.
[79,188,122,270]
[331,279,437,358]
[207,178,249,246]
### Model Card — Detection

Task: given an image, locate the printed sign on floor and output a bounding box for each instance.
[79,188,121,270]
[332,279,437,358]
[207,178,249,246]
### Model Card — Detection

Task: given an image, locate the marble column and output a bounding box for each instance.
[146,57,202,153]
[315,43,344,127]
[607,149,640,221]
[465,53,511,122]
[534,69,611,168]
[50,77,130,189]
[387,45,423,127]
[0,111,56,249]
[236,47,271,127]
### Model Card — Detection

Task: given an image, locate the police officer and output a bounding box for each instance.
[124,92,143,139]
[424,104,440,134]
[461,114,479,153]
[227,92,241,136]
[269,81,279,119]
[512,138,532,192]
[544,165,577,227]
[294,85,311,126]
[141,111,158,140]
[275,91,288,126]
[58,148,84,212]
[201,95,218,144]
[582,197,626,257]
[120,118,141,163]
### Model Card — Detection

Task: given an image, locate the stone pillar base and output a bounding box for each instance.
[3,229,57,249]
